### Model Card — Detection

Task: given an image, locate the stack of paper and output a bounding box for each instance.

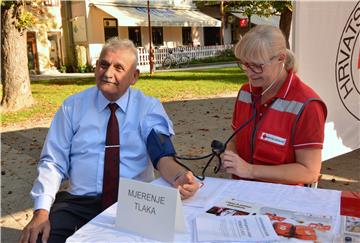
[199,197,336,242]
[195,215,279,242]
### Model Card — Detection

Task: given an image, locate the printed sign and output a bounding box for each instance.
[335,2,360,121]
[293,1,360,160]
[115,178,186,242]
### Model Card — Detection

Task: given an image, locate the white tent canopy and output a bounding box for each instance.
[94,4,221,27]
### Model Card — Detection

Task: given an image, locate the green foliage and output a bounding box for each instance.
[216,48,236,57]
[1,0,17,8]
[1,67,247,126]
[17,10,36,28]
[1,1,36,29]
[195,1,292,17]
[189,51,236,65]
[59,65,67,73]
[76,64,95,73]
[193,1,219,7]
[272,1,292,13]
[2,0,57,34]
[58,64,79,73]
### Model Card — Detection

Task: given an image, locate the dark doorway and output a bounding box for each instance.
[103,18,118,41]
[27,31,39,73]
[152,27,163,46]
[128,27,142,47]
[47,32,61,68]
[182,27,192,46]
[204,27,220,46]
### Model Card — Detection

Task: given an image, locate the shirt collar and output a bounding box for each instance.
[96,87,130,113]
[273,70,294,99]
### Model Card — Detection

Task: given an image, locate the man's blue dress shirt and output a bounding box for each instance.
[31,86,174,211]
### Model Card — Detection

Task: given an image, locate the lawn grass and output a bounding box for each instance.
[1,67,247,126]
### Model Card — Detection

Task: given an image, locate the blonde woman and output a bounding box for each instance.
[222,25,327,185]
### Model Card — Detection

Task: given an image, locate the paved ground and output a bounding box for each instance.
[2,68,359,242]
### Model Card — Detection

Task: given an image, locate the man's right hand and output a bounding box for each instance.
[19,209,50,243]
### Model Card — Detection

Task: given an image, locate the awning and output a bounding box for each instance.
[94,4,221,27]
[231,12,280,27]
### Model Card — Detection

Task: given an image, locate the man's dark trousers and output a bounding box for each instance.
[37,191,102,243]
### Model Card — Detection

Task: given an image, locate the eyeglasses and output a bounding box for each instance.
[238,56,278,74]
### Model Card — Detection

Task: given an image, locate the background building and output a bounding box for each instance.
[25,0,282,74]
[26,0,64,74]
[62,0,221,69]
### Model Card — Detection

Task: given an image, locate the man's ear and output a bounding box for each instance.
[130,69,140,85]
[94,60,99,77]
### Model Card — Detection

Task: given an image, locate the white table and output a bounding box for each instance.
[66,177,341,242]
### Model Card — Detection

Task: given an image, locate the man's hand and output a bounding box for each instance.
[222,150,253,179]
[19,209,50,243]
[173,171,199,199]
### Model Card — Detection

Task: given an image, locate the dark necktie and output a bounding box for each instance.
[101,103,120,210]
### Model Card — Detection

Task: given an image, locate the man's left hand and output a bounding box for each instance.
[173,171,199,199]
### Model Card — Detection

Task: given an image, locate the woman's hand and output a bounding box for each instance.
[222,150,254,179]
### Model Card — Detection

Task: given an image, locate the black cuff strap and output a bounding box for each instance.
[146,129,176,169]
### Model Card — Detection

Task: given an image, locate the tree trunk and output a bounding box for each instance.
[1,4,34,111]
[279,6,292,49]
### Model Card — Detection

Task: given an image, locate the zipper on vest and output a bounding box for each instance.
[250,97,276,163]
[250,118,258,164]
[250,102,258,164]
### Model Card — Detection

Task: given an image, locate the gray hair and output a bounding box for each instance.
[234,25,297,72]
[100,38,138,66]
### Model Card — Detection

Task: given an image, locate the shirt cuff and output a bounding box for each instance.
[34,195,54,212]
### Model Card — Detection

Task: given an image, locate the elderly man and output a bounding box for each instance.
[20,38,199,243]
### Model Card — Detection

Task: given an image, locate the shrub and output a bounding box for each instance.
[189,51,236,65]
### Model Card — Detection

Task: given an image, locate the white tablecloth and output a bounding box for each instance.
[66,177,341,242]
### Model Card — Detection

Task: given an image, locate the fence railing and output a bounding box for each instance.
[137,44,234,68]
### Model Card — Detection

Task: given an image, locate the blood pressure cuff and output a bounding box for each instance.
[147,129,176,169]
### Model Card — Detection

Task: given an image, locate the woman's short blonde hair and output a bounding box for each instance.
[234,25,297,72]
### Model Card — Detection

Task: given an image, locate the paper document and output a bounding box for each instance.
[182,178,231,208]
[206,198,262,216]
[204,197,336,242]
[219,180,340,216]
[195,215,279,242]
[341,216,360,242]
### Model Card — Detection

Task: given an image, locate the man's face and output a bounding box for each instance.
[95,48,139,101]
